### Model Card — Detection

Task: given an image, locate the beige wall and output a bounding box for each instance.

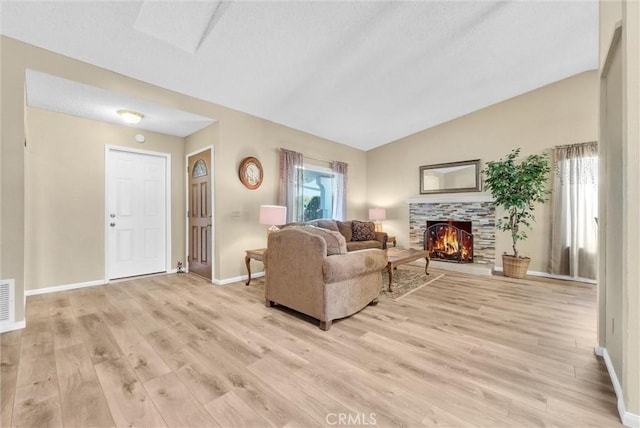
[600,1,623,71]
[600,23,625,387]
[366,71,598,272]
[599,0,640,418]
[187,112,367,280]
[623,0,640,416]
[25,108,186,289]
[1,36,28,322]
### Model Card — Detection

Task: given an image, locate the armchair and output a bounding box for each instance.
[265,227,387,330]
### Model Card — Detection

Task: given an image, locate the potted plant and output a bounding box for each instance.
[483,148,551,278]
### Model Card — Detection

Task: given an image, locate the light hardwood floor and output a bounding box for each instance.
[1,269,621,427]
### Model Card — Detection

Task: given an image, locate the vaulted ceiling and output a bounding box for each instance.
[0,1,598,151]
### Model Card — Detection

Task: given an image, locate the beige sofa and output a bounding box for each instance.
[282,219,388,251]
[265,227,387,330]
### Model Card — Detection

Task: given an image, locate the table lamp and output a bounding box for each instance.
[259,205,287,234]
[369,207,386,232]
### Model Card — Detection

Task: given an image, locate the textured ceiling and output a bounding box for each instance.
[1,1,598,150]
[25,70,216,138]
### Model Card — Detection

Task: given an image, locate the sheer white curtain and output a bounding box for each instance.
[331,161,348,220]
[278,149,304,223]
[550,142,598,279]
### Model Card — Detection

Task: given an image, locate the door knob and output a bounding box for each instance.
[110,222,116,227]
[110,213,116,218]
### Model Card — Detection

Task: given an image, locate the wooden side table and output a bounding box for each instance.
[387,235,397,247]
[245,248,265,285]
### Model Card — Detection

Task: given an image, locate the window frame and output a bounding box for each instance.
[299,163,335,221]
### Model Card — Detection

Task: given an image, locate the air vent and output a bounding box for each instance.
[0,279,15,324]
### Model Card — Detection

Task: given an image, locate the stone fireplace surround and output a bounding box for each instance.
[407,195,496,266]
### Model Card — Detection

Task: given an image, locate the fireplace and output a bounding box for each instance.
[424,220,473,263]
[409,198,494,265]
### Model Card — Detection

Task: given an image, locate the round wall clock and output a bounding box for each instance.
[239,156,263,189]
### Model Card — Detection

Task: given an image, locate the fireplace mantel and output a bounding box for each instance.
[406,195,494,204]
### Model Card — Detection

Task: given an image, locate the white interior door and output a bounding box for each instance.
[107,149,167,279]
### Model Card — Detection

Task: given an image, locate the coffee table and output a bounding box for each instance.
[386,248,430,291]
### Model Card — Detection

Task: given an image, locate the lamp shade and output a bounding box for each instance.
[368,208,386,221]
[259,205,287,226]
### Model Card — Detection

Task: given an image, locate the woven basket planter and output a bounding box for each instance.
[502,254,530,278]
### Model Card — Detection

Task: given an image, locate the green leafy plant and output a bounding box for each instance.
[483,148,551,258]
[303,195,322,221]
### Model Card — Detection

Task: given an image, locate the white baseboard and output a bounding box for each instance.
[26,268,182,296]
[23,270,258,294]
[25,279,106,296]
[595,347,640,427]
[214,271,264,286]
[427,260,493,276]
[0,320,26,333]
[493,267,596,284]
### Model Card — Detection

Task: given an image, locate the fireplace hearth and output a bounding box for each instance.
[424,220,473,263]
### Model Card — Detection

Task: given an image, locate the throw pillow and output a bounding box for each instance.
[336,220,353,242]
[282,222,307,229]
[351,220,376,241]
[294,225,347,255]
[317,219,340,232]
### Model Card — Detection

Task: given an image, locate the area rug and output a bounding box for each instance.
[248,265,445,302]
[380,265,445,301]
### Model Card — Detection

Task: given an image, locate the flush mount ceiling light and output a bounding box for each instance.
[117,109,144,124]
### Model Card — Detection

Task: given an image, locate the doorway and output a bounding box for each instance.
[599,26,623,372]
[187,148,213,280]
[105,147,170,280]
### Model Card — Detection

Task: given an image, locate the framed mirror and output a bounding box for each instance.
[419,159,481,194]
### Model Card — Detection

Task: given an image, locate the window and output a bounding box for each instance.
[300,164,335,221]
[550,142,598,279]
[278,148,347,223]
[192,159,208,177]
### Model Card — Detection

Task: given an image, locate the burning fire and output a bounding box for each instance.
[428,224,472,262]
[433,226,460,254]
